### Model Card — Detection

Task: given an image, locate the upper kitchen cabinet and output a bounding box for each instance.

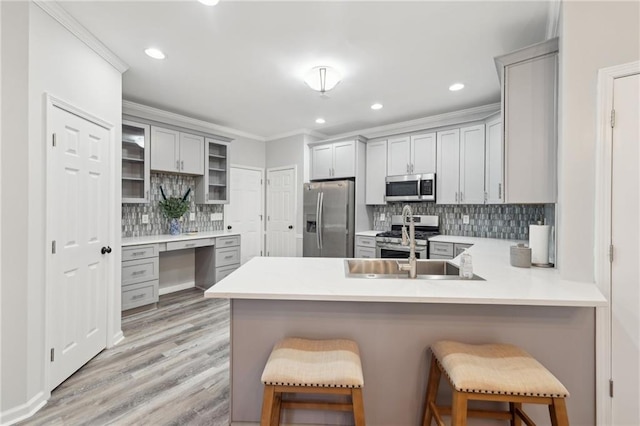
[311,139,356,180]
[387,133,436,176]
[150,126,204,175]
[122,120,151,203]
[484,113,503,204]
[195,138,230,204]
[436,129,460,204]
[365,140,387,205]
[495,38,558,204]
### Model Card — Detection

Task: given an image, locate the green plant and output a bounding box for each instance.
[158,186,190,219]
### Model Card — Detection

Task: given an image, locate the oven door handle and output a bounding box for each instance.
[376,243,411,251]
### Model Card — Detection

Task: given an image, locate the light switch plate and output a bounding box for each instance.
[463,215,470,224]
[141,214,149,224]
[189,212,196,221]
[380,213,386,221]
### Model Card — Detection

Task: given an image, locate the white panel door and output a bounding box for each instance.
[224,167,264,264]
[485,116,504,204]
[366,140,387,205]
[459,124,485,204]
[436,129,460,205]
[311,144,333,180]
[48,106,109,390]
[611,73,640,426]
[150,126,179,173]
[267,168,296,257]
[179,132,204,175]
[411,133,436,174]
[332,140,355,178]
[387,136,411,176]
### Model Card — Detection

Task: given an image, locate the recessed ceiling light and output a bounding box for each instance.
[144,48,166,60]
[449,83,465,91]
[315,118,326,124]
[371,103,383,110]
[198,0,219,5]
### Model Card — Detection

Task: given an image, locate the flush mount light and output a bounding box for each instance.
[371,103,383,110]
[198,0,219,5]
[449,83,465,91]
[304,66,341,94]
[145,48,166,60]
[315,118,326,124]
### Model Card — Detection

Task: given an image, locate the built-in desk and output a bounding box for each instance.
[122,231,241,311]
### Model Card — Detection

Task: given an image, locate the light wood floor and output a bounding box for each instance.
[21,288,230,425]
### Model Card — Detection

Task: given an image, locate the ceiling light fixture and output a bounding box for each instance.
[304,66,341,94]
[315,118,326,124]
[449,83,465,91]
[371,103,383,110]
[198,0,219,5]
[145,48,166,60]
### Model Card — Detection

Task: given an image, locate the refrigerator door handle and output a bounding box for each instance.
[318,192,324,250]
[315,192,321,249]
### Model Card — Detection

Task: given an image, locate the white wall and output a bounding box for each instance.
[1,2,123,420]
[558,1,639,282]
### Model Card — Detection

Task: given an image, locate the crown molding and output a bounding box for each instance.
[546,0,561,40]
[122,100,265,142]
[328,103,501,141]
[265,128,328,142]
[33,1,129,74]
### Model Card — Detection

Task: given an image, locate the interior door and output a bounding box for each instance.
[267,167,297,257]
[224,167,263,264]
[48,105,110,390]
[611,72,639,426]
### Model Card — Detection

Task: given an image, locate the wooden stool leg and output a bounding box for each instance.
[510,402,522,426]
[422,355,442,426]
[549,398,569,426]
[352,388,366,426]
[450,390,468,426]
[271,391,282,426]
[260,385,275,426]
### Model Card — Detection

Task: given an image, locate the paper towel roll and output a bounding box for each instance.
[529,224,550,265]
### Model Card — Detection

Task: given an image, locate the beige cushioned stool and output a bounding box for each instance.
[260,337,365,426]
[422,341,569,426]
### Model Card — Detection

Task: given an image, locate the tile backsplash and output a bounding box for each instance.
[122,173,224,237]
[373,203,551,240]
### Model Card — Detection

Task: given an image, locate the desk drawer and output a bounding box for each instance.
[122,280,158,310]
[216,235,240,248]
[122,257,159,286]
[429,242,454,257]
[215,264,238,282]
[356,236,376,247]
[122,245,158,261]
[166,238,212,251]
[216,246,240,267]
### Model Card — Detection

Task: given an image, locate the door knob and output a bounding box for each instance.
[288,225,293,229]
[101,246,112,255]
[227,225,232,230]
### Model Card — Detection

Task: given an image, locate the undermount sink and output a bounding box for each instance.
[344,259,484,280]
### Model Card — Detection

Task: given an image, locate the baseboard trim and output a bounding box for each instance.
[0,391,47,426]
[159,281,195,296]
[111,330,125,347]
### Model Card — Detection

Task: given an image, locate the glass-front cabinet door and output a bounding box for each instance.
[195,138,230,204]
[122,120,151,203]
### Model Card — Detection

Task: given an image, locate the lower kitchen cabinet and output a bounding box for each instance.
[355,235,377,258]
[195,235,241,289]
[429,241,473,259]
[121,244,159,311]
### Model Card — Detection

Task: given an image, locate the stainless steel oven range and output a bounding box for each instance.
[375,215,440,259]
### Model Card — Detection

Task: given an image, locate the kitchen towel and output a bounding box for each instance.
[529,224,550,265]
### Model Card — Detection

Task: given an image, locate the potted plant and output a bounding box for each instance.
[159,186,191,235]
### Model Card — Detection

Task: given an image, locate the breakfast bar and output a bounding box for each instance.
[205,239,606,425]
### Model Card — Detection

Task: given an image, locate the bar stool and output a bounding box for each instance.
[422,340,570,426]
[260,337,365,426]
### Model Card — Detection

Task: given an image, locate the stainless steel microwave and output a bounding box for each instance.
[385,173,436,202]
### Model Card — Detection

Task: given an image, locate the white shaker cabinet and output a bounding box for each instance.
[365,140,387,205]
[459,124,486,204]
[436,129,460,204]
[150,126,204,175]
[179,133,205,175]
[485,114,504,204]
[310,140,355,180]
[387,136,411,176]
[387,133,436,176]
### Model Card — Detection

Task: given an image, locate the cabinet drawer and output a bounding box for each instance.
[429,242,454,257]
[122,280,158,311]
[429,254,453,260]
[454,243,473,257]
[355,246,376,259]
[355,236,377,248]
[216,235,240,248]
[216,246,240,267]
[122,245,158,261]
[166,238,212,251]
[215,264,238,282]
[122,257,159,286]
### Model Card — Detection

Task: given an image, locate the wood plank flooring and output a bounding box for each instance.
[21,289,230,426]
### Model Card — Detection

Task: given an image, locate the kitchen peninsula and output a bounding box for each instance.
[205,239,605,425]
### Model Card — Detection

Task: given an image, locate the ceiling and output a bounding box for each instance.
[60,1,551,140]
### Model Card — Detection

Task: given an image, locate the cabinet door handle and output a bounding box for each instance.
[176,160,180,170]
[406,164,409,173]
[132,294,145,300]
[185,243,195,248]
[498,183,502,199]
[411,164,414,173]
[181,160,184,170]
[461,192,464,203]
[455,192,458,203]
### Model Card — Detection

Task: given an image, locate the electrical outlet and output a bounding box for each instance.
[380,213,386,221]
[213,212,223,221]
[189,212,196,221]
[141,214,149,224]
[463,215,470,224]
[210,213,216,222]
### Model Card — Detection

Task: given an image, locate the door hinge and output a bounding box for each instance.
[609,244,614,263]
[611,109,616,128]
[50,348,55,362]
[52,133,57,147]
[609,379,614,397]
[51,240,56,254]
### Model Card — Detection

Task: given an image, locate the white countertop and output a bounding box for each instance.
[205,237,606,307]
[355,230,380,237]
[122,230,240,247]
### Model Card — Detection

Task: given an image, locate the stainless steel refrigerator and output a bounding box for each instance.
[303,180,355,258]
